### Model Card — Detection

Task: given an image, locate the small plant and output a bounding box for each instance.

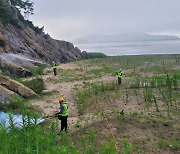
[117,112,125,125]
[170,138,180,150]
[100,140,118,154]
[157,138,169,149]
[123,139,133,154]
[143,83,153,102]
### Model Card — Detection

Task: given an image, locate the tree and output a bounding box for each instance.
[9,0,34,19]
[10,0,25,9]
[24,0,34,20]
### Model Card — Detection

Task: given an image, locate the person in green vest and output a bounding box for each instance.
[52,61,57,76]
[117,68,122,85]
[56,97,68,133]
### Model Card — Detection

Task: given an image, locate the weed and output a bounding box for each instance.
[170,138,180,150]
[157,138,169,149]
[123,139,133,154]
[100,140,118,154]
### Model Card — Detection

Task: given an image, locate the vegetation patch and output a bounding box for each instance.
[76,81,119,115]
[88,52,107,59]
[20,77,44,94]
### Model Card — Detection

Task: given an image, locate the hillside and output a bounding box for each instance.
[0,0,83,76]
[73,32,180,44]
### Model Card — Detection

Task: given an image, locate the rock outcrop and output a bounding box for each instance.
[0,75,37,98]
[0,0,82,63]
[0,85,15,104]
[0,53,48,77]
[0,0,83,77]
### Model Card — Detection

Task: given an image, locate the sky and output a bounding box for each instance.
[30,0,180,41]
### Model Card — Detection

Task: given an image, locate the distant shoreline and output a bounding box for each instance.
[76,40,180,56]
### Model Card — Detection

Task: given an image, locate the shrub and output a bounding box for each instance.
[31,66,44,76]
[88,52,107,59]
[20,77,44,94]
[0,1,12,25]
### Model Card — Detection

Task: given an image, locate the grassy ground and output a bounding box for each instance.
[1,54,180,153]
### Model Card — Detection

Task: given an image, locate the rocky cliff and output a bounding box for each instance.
[0,0,82,73]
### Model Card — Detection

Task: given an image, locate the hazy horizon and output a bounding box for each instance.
[31,0,180,41]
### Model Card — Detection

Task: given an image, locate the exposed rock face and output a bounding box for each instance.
[0,85,15,104]
[0,75,37,98]
[0,53,48,77]
[0,0,83,64]
[0,55,32,77]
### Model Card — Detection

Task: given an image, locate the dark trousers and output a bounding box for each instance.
[118,77,122,85]
[61,116,68,131]
[53,68,57,76]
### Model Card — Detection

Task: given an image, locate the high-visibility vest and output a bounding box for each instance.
[60,102,68,116]
[118,72,122,78]
[52,64,57,69]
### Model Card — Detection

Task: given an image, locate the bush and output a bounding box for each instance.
[20,77,44,94]
[31,66,44,76]
[88,52,107,59]
[0,1,12,25]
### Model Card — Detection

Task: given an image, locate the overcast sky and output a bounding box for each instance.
[30,0,180,41]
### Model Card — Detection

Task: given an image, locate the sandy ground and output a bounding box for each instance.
[30,63,119,130]
[30,62,168,131]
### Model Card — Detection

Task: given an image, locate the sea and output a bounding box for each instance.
[75,40,180,56]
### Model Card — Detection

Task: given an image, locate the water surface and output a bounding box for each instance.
[76,40,180,56]
[0,111,44,128]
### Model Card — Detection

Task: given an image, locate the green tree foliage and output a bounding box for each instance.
[10,0,34,19]
[0,0,12,25]
[10,0,25,8]
[23,0,34,20]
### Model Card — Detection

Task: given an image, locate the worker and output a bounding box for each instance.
[52,61,57,76]
[117,68,122,85]
[56,97,68,133]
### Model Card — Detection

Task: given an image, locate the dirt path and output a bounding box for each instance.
[30,63,117,130]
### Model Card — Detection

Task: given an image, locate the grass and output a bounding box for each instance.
[0,113,119,153]
[31,66,45,76]
[157,138,180,150]
[18,77,44,94]
[1,54,180,153]
[76,81,119,115]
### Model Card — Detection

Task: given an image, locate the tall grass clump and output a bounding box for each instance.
[100,140,118,154]
[0,117,73,153]
[31,66,44,76]
[143,85,153,102]
[123,139,133,154]
[20,77,44,94]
